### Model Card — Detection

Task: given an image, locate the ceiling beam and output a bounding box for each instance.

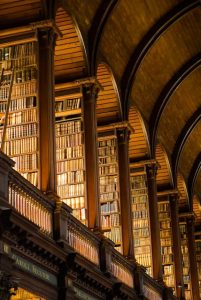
[88,0,118,75]
[188,152,201,206]
[172,107,201,182]
[149,54,201,156]
[121,0,200,118]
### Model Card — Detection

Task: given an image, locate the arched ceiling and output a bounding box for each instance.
[2,0,201,201]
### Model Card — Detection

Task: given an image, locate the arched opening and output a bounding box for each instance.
[193,194,201,226]
[55,7,88,82]
[96,63,122,124]
[177,173,190,212]
[128,106,150,161]
[155,143,173,190]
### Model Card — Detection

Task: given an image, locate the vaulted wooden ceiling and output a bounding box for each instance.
[1,0,201,207]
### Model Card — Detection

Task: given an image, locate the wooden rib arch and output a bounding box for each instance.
[121,0,200,117]
[155,143,173,190]
[55,7,88,82]
[128,106,150,161]
[96,63,122,124]
[177,173,189,212]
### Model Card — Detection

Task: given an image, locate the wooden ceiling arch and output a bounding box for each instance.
[55,6,89,82]
[96,63,122,124]
[121,0,201,117]
[128,106,150,161]
[150,54,201,156]
[155,143,173,190]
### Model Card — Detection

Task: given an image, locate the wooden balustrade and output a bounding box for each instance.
[65,212,99,265]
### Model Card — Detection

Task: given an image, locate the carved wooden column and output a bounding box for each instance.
[117,126,134,259]
[38,26,57,193]
[169,194,185,299]
[82,82,100,229]
[146,163,163,280]
[187,216,200,300]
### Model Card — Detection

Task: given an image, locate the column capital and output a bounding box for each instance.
[38,27,57,50]
[81,82,100,103]
[117,126,130,144]
[146,162,158,178]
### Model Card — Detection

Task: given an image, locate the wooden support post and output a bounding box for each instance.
[169,194,185,299]
[187,216,200,300]
[82,83,100,229]
[117,127,134,259]
[38,28,57,193]
[146,163,163,281]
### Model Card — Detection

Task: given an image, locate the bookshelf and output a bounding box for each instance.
[130,166,152,276]
[0,42,39,187]
[195,239,201,297]
[158,200,176,292]
[55,92,87,225]
[98,131,122,253]
[179,222,192,299]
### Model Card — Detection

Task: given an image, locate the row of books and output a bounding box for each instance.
[158,202,170,212]
[163,265,174,276]
[110,261,133,288]
[100,183,118,193]
[134,245,150,254]
[101,213,120,228]
[158,212,170,220]
[11,81,37,99]
[132,218,149,229]
[56,158,84,173]
[160,230,171,238]
[0,96,36,112]
[0,55,36,70]
[66,229,99,265]
[130,181,146,190]
[3,136,37,156]
[131,188,147,195]
[56,146,84,160]
[132,203,147,210]
[56,133,83,148]
[64,197,85,210]
[55,98,81,111]
[98,138,116,148]
[100,175,118,185]
[160,238,172,246]
[131,195,147,204]
[2,68,36,84]
[159,220,171,229]
[132,210,148,219]
[71,208,87,223]
[133,237,150,247]
[57,170,85,185]
[0,123,38,140]
[57,183,85,198]
[99,156,117,164]
[104,227,121,244]
[135,254,151,267]
[161,246,173,255]
[8,185,51,234]
[6,108,37,125]
[100,191,119,203]
[133,227,150,238]
[98,146,116,156]
[100,200,119,214]
[99,165,118,175]
[12,153,38,171]
[55,120,82,135]
[21,171,38,186]
[0,43,35,61]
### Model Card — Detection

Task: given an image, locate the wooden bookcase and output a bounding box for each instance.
[130,165,152,276]
[0,41,39,187]
[98,129,122,253]
[195,238,201,297]
[55,85,87,225]
[158,200,176,292]
[179,221,192,299]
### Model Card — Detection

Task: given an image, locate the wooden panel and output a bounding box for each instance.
[177,173,189,210]
[155,144,173,188]
[55,7,87,82]
[96,64,121,124]
[0,0,42,27]
[128,106,149,160]
[193,195,201,224]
